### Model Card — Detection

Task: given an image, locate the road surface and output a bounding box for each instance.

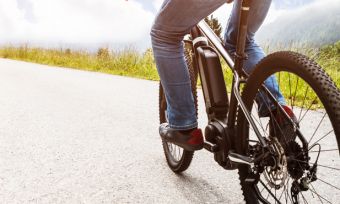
[0,59,338,203]
[0,59,244,203]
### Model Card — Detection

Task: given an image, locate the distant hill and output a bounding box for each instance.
[257,1,340,48]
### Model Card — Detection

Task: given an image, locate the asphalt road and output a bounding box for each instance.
[0,59,338,203]
[0,59,244,203]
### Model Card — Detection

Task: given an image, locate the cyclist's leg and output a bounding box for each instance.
[151,0,225,130]
[224,0,286,117]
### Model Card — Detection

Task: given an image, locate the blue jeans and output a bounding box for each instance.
[151,0,285,130]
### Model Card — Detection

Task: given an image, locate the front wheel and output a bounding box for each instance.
[237,51,340,203]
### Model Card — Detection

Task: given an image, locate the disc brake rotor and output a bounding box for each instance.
[263,137,288,189]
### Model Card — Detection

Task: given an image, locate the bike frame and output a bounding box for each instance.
[197,20,269,147]
[189,0,308,168]
[191,0,269,153]
[158,1,340,202]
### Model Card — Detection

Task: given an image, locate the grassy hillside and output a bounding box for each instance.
[317,41,340,86]
[0,46,159,81]
[257,2,340,48]
[0,42,339,98]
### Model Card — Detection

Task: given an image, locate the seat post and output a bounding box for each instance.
[235,0,251,76]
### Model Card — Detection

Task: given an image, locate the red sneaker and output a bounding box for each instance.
[159,123,204,151]
[269,105,299,149]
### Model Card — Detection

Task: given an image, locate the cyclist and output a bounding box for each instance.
[151,0,296,151]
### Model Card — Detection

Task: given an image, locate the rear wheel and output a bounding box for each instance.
[159,42,198,173]
[237,51,340,203]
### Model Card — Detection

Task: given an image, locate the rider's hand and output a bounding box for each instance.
[226,0,233,3]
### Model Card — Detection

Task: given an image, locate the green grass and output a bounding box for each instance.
[219,41,340,108]
[317,41,340,86]
[0,46,159,81]
[0,42,339,108]
[263,41,340,86]
[267,41,340,108]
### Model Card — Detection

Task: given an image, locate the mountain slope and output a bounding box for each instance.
[257,1,340,47]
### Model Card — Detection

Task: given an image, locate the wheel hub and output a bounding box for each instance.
[286,141,308,180]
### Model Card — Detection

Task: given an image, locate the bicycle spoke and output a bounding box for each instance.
[292,75,299,112]
[242,67,339,204]
[288,73,292,108]
[315,163,340,171]
[309,149,339,153]
[310,129,334,147]
[317,177,340,191]
[300,192,309,204]
[286,183,293,204]
[298,86,310,121]
[278,178,290,201]
[299,96,318,123]
[275,180,277,204]
[261,181,270,193]
[309,186,315,199]
[293,148,340,203]
[266,191,270,201]
[310,184,324,204]
[284,186,288,204]
[254,103,268,136]
[289,158,340,171]
[309,184,332,204]
[295,146,337,159]
[308,112,327,144]
[259,179,281,203]
[257,91,290,147]
[288,145,338,189]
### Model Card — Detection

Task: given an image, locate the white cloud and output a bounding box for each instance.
[152,0,163,11]
[213,0,337,33]
[0,0,155,50]
[1,0,334,51]
[265,0,339,25]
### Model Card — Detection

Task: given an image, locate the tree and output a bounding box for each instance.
[204,15,223,40]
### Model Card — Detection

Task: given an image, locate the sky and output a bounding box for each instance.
[0,0,335,51]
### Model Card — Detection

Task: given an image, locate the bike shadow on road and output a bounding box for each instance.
[170,173,241,204]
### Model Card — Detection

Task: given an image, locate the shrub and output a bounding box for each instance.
[97,47,110,59]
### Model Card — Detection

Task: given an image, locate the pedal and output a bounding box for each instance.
[228,151,254,166]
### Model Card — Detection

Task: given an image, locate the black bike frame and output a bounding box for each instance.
[193,0,269,150]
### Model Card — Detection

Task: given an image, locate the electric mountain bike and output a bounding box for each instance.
[159,1,340,203]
